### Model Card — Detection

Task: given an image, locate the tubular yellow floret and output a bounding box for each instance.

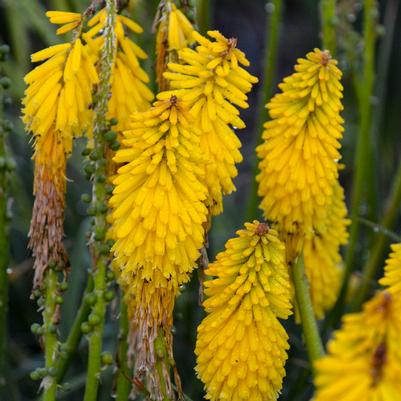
[45,10,82,34]
[257,48,344,234]
[196,221,292,401]
[164,30,258,215]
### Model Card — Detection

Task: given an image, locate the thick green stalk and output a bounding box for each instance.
[115,297,131,401]
[320,0,337,55]
[0,51,10,397]
[42,269,59,401]
[351,162,401,311]
[246,0,283,221]
[293,254,324,370]
[196,0,211,34]
[55,276,94,383]
[338,0,377,315]
[83,1,117,400]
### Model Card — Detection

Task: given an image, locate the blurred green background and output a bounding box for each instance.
[1,0,401,400]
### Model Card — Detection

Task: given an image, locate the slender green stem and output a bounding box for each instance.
[42,268,59,401]
[246,0,283,221]
[83,2,117,400]
[351,162,401,311]
[55,276,94,383]
[320,0,337,55]
[293,254,324,370]
[357,216,401,243]
[196,0,211,34]
[115,297,131,401]
[338,0,377,318]
[0,49,11,398]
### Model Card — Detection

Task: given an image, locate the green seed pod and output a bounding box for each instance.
[104,290,115,302]
[87,205,97,216]
[94,227,106,241]
[0,77,11,89]
[31,323,41,334]
[109,118,118,126]
[30,370,41,381]
[104,130,117,142]
[84,163,95,175]
[55,296,64,304]
[105,184,114,195]
[100,243,110,255]
[110,140,120,151]
[84,292,97,305]
[81,322,91,334]
[47,367,57,377]
[59,281,68,292]
[88,313,101,326]
[81,148,91,156]
[101,352,113,365]
[81,193,91,203]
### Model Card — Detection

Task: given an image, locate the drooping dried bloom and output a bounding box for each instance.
[164,30,258,215]
[110,95,208,396]
[29,131,68,287]
[155,1,195,89]
[85,8,154,132]
[303,183,349,318]
[257,48,344,234]
[196,221,292,401]
[379,243,401,294]
[22,20,99,286]
[314,291,401,401]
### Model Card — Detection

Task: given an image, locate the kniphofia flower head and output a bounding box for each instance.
[164,30,258,215]
[196,221,292,401]
[257,48,344,234]
[315,246,401,401]
[22,15,99,286]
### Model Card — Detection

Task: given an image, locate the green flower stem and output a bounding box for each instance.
[42,268,59,401]
[0,54,10,397]
[246,0,283,221]
[196,0,211,34]
[55,276,94,384]
[115,297,131,401]
[83,1,117,401]
[320,0,337,55]
[351,162,401,311]
[293,254,324,370]
[337,0,377,319]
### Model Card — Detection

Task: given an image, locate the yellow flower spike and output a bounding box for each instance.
[196,221,292,401]
[110,95,208,293]
[257,48,344,234]
[29,130,69,287]
[164,30,258,215]
[314,291,401,401]
[301,182,349,318]
[379,243,401,294]
[86,9,153,131]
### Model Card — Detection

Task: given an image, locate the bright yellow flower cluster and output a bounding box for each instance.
[257,48,344,234]
[110,94,208,314]
[164,30,258,215]
[303,183,349,318]
[196,221,292,401]
[85,8,153,131]
[315,247,401,401]
[23,39,98,152]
